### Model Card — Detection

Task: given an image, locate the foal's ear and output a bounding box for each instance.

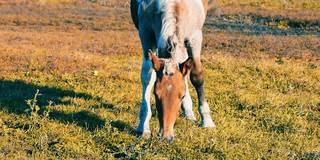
[149,51,163,71]
[179,58,193,76]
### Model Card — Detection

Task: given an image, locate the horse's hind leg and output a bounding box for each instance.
[136,29,156,138]
[188,31,215,128]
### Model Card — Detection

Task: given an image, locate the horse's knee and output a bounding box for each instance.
[190,71,203,86]
[141,59,154,86]
[190,60,204,88]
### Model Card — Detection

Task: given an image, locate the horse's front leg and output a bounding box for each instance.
[189,31,216,128]
[190,59,215,128]
[182,77,196,121]
[136,30,156,138]
[137,58,156,137]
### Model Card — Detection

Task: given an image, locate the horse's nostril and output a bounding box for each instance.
[164,135,174,143]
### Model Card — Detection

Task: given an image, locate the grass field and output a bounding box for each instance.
[0,0,319,159]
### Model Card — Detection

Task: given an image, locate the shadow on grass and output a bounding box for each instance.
[50,110,105,131]
[111,120,136,135]
[0,79,106,131]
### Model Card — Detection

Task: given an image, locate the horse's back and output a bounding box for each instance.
[130,0,208,30]
[176,0,207,34]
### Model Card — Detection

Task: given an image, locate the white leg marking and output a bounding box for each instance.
[199,101,216,128]
[137,59,156,137]
[182,78,196,121]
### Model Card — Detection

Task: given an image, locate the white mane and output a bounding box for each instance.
[157,0,179,51]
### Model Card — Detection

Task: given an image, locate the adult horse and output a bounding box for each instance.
[130,0,215,141]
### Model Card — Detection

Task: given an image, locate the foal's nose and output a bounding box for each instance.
[164,135,174,143]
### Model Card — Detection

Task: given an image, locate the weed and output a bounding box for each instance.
[25,89,41,118]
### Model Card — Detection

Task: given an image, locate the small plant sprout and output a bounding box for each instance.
[43,100,53,118]
[25,89,42,118]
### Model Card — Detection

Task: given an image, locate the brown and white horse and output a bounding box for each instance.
[130,0,215,141]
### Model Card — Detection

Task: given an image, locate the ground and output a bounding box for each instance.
[0,0,319,159]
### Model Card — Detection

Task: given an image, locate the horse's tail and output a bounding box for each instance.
[158,0,179,57]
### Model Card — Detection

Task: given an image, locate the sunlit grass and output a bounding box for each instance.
[0,0,319,159]
[1,49,319,159]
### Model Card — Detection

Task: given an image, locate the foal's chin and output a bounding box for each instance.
[158,128,175,143]
[157,103,181,142]
[157,129,174,142]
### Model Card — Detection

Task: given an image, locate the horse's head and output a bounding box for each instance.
[149,52,192,142]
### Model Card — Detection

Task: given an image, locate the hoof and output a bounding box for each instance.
[200,120,216,128]
[157,130,163,139]
[135,129,151,139]
[141,131,151,139]
[185,115,197,122]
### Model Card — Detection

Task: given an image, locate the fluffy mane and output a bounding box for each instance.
[157,0,179,55]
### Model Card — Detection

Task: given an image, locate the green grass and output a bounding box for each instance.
[0,0,319,159]
[1,52,319,159]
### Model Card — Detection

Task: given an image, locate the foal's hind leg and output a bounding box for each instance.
[188,31,215,128]
[136,29,156,138]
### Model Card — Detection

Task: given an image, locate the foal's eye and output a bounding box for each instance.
[181,95,185,100]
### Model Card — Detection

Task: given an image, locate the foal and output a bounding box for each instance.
[131,0,215,141]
